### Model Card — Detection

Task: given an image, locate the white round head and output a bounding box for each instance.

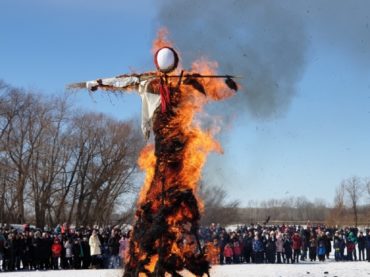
[154,47,179,73]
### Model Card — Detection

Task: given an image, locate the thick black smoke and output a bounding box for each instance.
[156,0,307,119]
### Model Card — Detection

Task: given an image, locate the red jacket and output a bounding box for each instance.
[51,242,62,257]
[292,234,302,250]
[233,241,241,256]
[223,245,234,258]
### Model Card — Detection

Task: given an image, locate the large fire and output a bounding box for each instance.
[123,30,235,277]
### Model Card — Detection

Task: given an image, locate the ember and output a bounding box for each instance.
[67,29,237,277]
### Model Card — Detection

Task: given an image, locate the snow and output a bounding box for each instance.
[2,261,370,277]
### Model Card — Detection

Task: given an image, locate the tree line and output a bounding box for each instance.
[1,80,369,228]
[200,176,370,227]
[0,81,143,227]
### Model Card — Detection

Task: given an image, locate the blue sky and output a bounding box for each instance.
[1,0,369,205]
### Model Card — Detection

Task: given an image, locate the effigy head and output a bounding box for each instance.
[154,47,179,73]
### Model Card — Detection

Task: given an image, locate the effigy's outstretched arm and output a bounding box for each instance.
[67,73,156,92]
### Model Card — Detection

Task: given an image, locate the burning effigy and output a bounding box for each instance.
[68,30,237,277]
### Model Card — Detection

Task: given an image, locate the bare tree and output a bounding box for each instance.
[52,113,142,226]
[28,97,69,227]
[1,82,143,227]
[1,89,43,223]
[198,182,240,226]
[344,176,365,227]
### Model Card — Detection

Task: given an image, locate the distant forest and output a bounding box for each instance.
[1,81,369,228]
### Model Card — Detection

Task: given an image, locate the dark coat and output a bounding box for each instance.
[357,235,365,250]
[108,235,120,256]
[283,239,292,257]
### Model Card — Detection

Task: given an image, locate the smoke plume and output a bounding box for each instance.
[156,0,307,119]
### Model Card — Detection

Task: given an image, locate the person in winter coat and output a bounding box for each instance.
[108,229,121,269]
[365,230,370,262]
[242,231,253,263]
[81,236,91,269]
[13,232,22,270]
[300,228,310,261]
[346,231,356,261]
[72,238,84,269]
[63,237,73,269]
[22,231,33,270]
[218,233,227,265]
[223,243,233,264]
[89,229,101,268]
[0,231,6,271]
[40,232,52,270]
[252,234,264,264]
[119,234,129,266]
[357,231,366,261]
[101,233,110,269]
[275,232,284,264]
[317,232,326,262]
[323,232,332,260]
[51,237,62,269]
[283,234,293,264]
[264,231,277,263]
[3,233,15,271]
[292,231,302,263]
[308,232,317,262]
[32,231,43,270]
[333,231,343,261]
[232,240,242,264]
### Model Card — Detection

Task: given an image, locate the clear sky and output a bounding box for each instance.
[1,0,369,205]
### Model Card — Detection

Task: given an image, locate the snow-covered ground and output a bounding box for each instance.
[2,261,370,277]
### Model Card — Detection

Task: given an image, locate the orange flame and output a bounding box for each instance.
[129,28,237,276]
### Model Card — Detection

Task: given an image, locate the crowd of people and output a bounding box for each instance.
[1,222,370,272]
[198,223,370,265]
[0,223,129,272]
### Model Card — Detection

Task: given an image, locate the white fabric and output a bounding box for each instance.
[86,76,161,139]
[156,48,176,72]
[86,76,140,90]
[138,79,161,139]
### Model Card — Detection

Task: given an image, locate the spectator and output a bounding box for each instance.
[283,233,293,264]
[223,243,233,264]
[333,231,342,261]
[291,231,301,263]
[242,231,253,263]
[323,231,332,260]
[119,234,129,266]
[218,233,227,265]
[357,231,366,261]
[13,232,22,270]
[108,228,121,269]
[40,232,52,270]
[365,230,370,262]
[275,232,284,264]
[32,231,43,270]
[72,238,83,269]
[308,232,317,262]
[252,234,264,264]
[346,231,356,261]
[23,230,33,270]
[89,229,101,269]
[232,239,242,264]
[81,236,91,269]
[0,231,5,271]
[64,237,73,269]
[51,237,62,269]
[264,231,276,263]
[3,233,15,271]
[317,232,326,262]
